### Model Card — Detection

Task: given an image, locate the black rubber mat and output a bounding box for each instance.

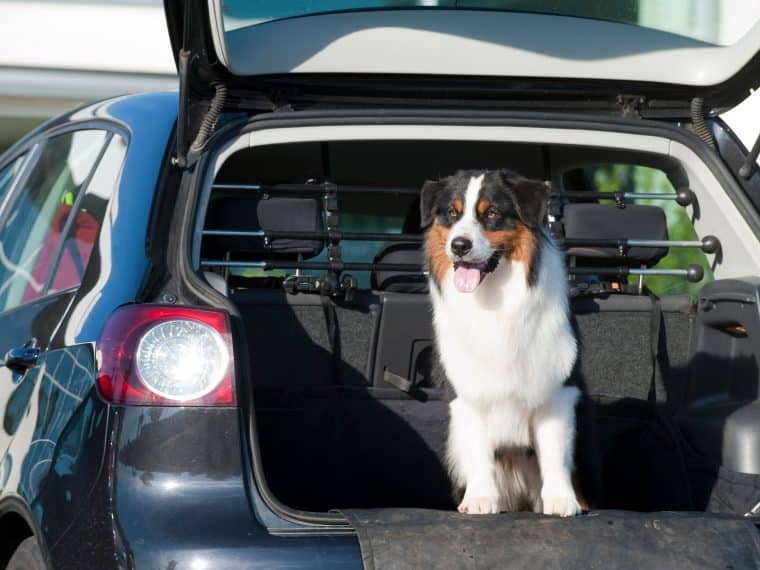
[342,508,760,570]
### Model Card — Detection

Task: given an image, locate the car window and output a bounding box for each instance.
[572,164,712,297]
[221,1,757,46]
[0,130,108,311]
[0,155,27,208]
[47,135,127,294]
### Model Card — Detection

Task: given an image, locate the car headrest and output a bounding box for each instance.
[372,242,428,293]
[204,196,324,259]
[563,203,668,267]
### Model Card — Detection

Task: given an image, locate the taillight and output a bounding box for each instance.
[96,305,236,406]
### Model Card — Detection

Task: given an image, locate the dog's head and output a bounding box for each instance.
[420,169,550,293]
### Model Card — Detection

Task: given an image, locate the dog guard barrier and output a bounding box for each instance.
[203,182,711,289]
[212,183,696,206]
[201,229,720,255]
[199,258,706,284]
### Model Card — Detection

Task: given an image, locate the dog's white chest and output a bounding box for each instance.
[431,253,576,410]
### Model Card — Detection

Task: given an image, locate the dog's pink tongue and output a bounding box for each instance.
[454,266,482,293]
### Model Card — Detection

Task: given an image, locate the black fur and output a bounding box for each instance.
[421,169,550,232]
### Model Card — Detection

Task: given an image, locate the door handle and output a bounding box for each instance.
[3,343,40,373]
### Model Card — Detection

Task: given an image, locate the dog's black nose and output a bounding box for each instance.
[451,236,473,257]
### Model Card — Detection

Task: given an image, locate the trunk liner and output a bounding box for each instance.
[342,508,760,569]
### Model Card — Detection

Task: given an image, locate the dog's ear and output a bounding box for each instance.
[420,179,443,229]
[511,178,551,229]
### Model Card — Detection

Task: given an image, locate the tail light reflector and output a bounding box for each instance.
[96,305,236,406]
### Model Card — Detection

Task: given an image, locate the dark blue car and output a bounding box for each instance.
[1,2,760,568]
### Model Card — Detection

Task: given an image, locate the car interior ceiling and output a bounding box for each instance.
[199,139,760,518]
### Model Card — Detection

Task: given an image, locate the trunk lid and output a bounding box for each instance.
[163,1,760,165]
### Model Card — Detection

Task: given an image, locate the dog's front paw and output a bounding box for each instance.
[541,488,582,517]
[458,496,500,515]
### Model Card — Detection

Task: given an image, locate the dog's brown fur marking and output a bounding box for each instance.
[452,199,463,215]
[484,222,539,282]
[425,221,452,287]
[476,200,492,216]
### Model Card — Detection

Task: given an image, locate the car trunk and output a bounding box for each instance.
[159,0,760,564]
[192,129,760,565]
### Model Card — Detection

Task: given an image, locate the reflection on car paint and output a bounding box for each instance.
[16,346,96,500]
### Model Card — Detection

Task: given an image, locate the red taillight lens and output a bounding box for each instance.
[96,305,236,406]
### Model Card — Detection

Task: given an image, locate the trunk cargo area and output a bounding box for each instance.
[199,137,760,565]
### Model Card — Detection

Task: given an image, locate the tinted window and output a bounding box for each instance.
[576,164,711,297]
[221,0,755,45]
[0,155,27,207]
[48,135,126,294]
[0,130,108,311]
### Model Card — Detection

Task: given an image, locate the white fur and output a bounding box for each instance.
[433,175,580,516]
[444,174,493,263]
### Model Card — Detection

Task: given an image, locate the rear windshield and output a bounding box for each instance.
[220,0,759,46]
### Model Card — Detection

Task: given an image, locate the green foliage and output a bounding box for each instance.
[589,164,712,297]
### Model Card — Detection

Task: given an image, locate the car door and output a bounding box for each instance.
[0,128,115,469]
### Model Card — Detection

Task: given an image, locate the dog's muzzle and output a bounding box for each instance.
[452,251,500,293]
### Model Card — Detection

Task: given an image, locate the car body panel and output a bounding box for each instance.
[0,91,366,566]
[0,292,76,466]
[110,406,362,569]
[0,92,180,560]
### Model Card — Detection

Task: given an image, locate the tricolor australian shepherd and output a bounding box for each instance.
[421,169,585,517]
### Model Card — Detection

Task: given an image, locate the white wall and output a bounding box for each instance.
[0,0,174,73]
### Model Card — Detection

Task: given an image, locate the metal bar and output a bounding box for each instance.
[627,239,700,248]
[562,238,701,249]
[200,259,701,280]
[631,268,692,276]
[212,182,695,206]
[213,183,263,191]
[200,259,426,272]
[203,229,424,242]
[212,183,420,195]
[203,230,718,253]
[553,189,694,206]
[203,229,267,237]
[570,264,704,282]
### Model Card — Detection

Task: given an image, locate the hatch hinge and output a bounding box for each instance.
[174,47,227,170]
[617,94,646,119]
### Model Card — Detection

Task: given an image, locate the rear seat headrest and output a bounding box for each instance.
[563,203,668,267]
[372,242,428,293]
[204,196,324,259]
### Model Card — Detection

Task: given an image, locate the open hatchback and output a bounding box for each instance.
[160,1,760,567]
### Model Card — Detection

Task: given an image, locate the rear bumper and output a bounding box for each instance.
[50,406,362,569]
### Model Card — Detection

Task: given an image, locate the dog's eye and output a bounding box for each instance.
[447,207,458,219]
[486,208,500,220]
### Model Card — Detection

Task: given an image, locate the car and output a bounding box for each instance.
[1,1,760,568]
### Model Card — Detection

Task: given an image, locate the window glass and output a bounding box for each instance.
[0,130,108,311]
[221,0,756,46]
[48,135,126,294]
[0,155,27,207]
[578,164,712,297]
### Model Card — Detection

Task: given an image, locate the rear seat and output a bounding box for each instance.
[369,203,695,407]
[207,190,701,511]
[204,193,381,389]
[563,203,696,510]
[371,242,437,389]
[563,203,694,405]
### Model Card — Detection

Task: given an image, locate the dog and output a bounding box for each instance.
[421,169,585,517]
